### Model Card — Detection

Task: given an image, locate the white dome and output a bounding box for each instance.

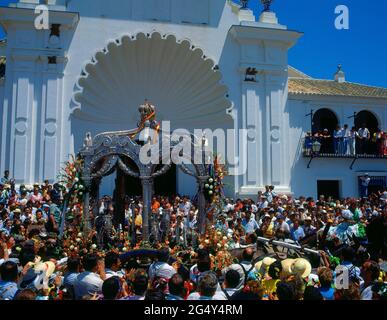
[72,32,232,129]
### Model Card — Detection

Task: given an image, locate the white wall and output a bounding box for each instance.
[287,96,387,198]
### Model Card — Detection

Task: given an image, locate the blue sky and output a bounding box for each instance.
[1,0,386,87]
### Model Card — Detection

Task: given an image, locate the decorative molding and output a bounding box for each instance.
[71,31,233,126]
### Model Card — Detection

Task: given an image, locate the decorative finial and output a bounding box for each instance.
[261,0,274,12]
[334,64,345,83]
[240,0,248,9]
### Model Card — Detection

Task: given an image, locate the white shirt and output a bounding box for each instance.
[105,269,124,279]
[358,128,370,139]
[343,128,351,138]
[275,221,290,233]
[360,177,371,187]
[148,262,176,281]
[334,129,344,138]
[224,203,234,212]
[73,271,103,299]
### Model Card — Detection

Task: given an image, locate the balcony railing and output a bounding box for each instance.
[301,137,387,168]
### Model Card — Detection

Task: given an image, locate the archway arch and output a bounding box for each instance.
[355,110,380,154]
[312,108,339,134]
[70,32,233,153]
[355,110,379,132]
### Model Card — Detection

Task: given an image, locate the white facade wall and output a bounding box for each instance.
[0,0,386,198]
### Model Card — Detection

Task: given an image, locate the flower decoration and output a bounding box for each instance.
[204,154,228,211]
[58,154,86,215]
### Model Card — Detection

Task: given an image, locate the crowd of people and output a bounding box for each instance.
[304,124,387,156]
[1,170,386,301]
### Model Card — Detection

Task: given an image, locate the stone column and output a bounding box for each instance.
[229,22,302,197]
[6,54,39,183]
[38,56,66,183]
[239,79,264,195]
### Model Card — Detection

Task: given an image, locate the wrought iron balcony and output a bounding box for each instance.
[301,137,387,169]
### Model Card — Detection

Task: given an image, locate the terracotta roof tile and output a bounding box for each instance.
[289,78,387,99]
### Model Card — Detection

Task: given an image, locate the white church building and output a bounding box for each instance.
[1,0,386,199]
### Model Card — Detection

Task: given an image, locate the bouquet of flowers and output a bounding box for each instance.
[198,229,235,273]
[204,154,228,210]
[58,155,86,212]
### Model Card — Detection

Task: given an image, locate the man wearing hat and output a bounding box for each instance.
[302,216,316,237]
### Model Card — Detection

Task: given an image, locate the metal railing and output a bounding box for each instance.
[301,137,387,159]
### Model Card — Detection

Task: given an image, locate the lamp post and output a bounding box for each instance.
[312,140,322,155]
[307,140,322,168]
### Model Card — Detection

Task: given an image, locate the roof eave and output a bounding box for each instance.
[289,92,387,101]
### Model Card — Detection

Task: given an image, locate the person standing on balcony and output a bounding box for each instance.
[349,127,358,156]
[333,125,344,154]
[320,129,331,154]
[358,124,370,155]
[342,124,351,155]
[373,128,383,156]
[382,130,387,156]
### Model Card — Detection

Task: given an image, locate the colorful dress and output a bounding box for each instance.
[383,132,387,156]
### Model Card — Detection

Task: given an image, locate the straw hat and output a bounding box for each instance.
[290,258,312,279]
[255,257,277,273]
[281,258,295,275]
[32,258,56,290]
